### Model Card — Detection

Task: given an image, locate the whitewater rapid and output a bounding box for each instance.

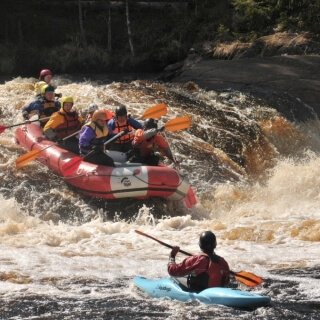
[0,76,319,319]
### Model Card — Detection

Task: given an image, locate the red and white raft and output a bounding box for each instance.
[15,124,197,208]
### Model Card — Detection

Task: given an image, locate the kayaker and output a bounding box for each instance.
[129,118,178,167]
[107,105,143,152]
[79,110,115,166]
[43,96,84,154]
[34,69,62,98]
[168,231,230,292]
[22,84,60,127]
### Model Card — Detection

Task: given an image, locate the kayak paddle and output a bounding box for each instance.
[0,116,51,134]
[135,230,263,287]
[16,129,81,168]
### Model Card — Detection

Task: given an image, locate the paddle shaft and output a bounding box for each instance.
[81,130,126,160]
[0,116,51,133]
[135,230,263,287]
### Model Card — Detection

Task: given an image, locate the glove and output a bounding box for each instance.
[22,111,29,120]
[55,93,62,98]
[158,126,165,132]
[122,129,129,134]
[170,246,180,258]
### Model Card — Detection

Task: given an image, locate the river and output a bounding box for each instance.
[0,74,319,319]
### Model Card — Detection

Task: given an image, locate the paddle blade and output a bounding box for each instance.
[0,125,6,134]
[141,103,167,119]
[61,157,82,176]
[164,116,191,131]
[231,271,263,287]
[16,149,43,168]
[184,186,197,208]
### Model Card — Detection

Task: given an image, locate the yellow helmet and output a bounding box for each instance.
[61,96,74,107]
[92,110,107,122]
[34,81,47,95]
[41,84,55,94]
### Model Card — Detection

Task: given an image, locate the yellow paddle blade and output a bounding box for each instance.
[164,116,191,131]
[141,103,167,119]
[16,149,43,168]
[231,271,263,287]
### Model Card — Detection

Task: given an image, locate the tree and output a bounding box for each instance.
[125,0,135,56]
[78,0,88,51]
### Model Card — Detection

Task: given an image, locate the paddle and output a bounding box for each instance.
[163,116,190,131]
[135,230,263,287]
[161,116,190,131]
[61,130,126,176]
[141,103,167,119]
[0,116,51,134]
[15,130,81,168]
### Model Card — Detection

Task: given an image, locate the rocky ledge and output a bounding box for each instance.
[164,32,320,121]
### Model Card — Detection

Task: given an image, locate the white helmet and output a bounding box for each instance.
[88,103,99,113]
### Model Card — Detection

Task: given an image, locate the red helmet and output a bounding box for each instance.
[39,69,52,78]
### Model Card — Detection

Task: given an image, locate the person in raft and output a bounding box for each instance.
[168,231,230,292]
[22,84,60,127]
[34,69,61,98]
[107,105,143,152]
[86,103,114,124]
[129,118,178,167]
[43,96,84,154]
[79,110,115,167]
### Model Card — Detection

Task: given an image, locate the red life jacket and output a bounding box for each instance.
[203,253,230,287]
[187,253,230,291]
[54,111,82,138]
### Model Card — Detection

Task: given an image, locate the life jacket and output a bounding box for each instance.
[105,110,114,122]
[85,121,109,146]
[111,118,133,144]
[204,253,230,288]
[132,129,156,157]
[54,111,82,138]
[187,253,230,291]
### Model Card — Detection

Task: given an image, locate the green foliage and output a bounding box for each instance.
[231,0,320,34]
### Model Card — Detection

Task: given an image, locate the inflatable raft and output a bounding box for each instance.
[134,277,271,307]
[15,124,196,207]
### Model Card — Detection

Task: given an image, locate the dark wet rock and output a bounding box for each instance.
[171,55,320,121]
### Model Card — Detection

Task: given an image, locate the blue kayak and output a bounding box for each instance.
[134,277,271,307]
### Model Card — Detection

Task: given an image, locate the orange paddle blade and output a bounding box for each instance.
[141,103,167,119]
[231,271,263,287]
[164,116,191,131]
[61,157,83,177]
[16,149,43,168]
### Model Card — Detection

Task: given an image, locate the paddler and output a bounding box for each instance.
[22,84,60,127]
[129,118,178,167]
[43,96,84,154]
[34,69,62,98]
[168,231,230,292]
[107,105,143,152]
[79,110,115,166]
